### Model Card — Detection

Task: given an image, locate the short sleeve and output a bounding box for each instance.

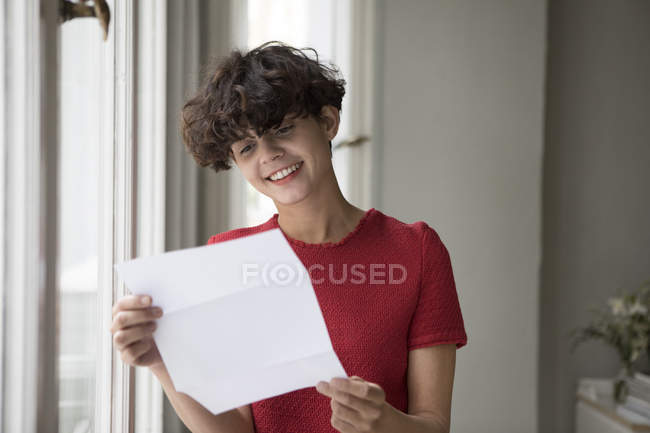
[407,224,468,350]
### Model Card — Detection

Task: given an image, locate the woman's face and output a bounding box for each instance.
[230,105,339,206]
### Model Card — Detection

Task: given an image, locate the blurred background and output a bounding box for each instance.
[1,0,649,432]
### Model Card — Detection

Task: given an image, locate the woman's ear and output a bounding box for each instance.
[319,105,340,141]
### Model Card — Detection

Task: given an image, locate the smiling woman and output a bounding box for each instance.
[113,41,469,433]
[226,105,341,210]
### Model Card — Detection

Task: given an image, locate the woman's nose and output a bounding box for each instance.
[259,139,284,164]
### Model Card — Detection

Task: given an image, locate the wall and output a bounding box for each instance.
[540,1,650,432]
[376,1,546,431]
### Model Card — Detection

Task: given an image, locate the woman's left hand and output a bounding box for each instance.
[316,375,395,433]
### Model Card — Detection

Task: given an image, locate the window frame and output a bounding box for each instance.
[133,0,168,431]
[340,0,380,210]
[96,0,138,432]
[0,0,59,432]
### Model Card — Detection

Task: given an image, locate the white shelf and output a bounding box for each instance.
[576,378,650,433]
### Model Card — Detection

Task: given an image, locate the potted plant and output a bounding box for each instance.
[569,279,650,403]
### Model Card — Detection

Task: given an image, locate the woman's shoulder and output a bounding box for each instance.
[368,209,451,261]
[371,208,440,241]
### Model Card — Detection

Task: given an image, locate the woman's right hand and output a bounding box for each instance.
[111,295,164,369]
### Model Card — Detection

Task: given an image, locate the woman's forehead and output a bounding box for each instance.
[237,112,308,138]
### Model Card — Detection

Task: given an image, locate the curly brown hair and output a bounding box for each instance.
[180,41,347,173]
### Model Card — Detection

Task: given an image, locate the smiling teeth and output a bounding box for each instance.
[270,162,301,181]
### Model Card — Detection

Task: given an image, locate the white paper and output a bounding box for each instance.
[113,228,348,414]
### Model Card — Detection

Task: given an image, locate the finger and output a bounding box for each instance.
[316,380,336,398]
[331,396,366,426]
[132,343,158,367]
[111,307,162,333]
[330,377,385,404]
[113,321,157,350]
[332,388,382,416]
[112,295,152,318]
[121,339,151,365]
[330,414,359,433]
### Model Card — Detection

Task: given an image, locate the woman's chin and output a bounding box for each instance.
[269,188,310,206]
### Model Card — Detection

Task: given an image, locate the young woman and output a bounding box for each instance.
[110,41,467,433]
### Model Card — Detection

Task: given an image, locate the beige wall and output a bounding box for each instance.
[540,1,650,432]
[376,1,546,432]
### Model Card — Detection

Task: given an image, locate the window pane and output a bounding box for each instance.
[57,19,103,433]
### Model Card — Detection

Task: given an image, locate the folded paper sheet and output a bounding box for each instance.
[113,228,348,414]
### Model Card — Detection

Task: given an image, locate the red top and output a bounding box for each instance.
[207,207,467,433]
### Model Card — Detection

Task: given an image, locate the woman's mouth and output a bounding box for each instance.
[265,161,303,185]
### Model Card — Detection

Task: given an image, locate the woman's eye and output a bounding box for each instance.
[276,125,294,136]
[240,144,253,154]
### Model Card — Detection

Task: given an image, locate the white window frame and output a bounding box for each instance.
[96,0,137,432]
[339,0,380,210]
[99,1,170,432]
[133,0,167,431]
[1,0,59,432]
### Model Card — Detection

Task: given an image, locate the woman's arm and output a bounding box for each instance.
[405,343,457,433]
[150,364,255,433]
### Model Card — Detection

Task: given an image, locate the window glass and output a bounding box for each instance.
[57,18,103,433]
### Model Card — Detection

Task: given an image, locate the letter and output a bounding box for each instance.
[350,264,366,284]
[309,263,325,284]
[242,263,259,285]
[369,264,386,285]
[329,263,347,285]
[270,263,295,286]
[388,264,407,284]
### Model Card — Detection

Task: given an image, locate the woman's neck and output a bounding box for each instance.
[274,179,366,245]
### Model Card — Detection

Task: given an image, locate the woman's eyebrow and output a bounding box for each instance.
[235,132,257,143]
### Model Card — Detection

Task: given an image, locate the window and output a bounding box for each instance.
[57,17,103,432]
[1,1,155,432]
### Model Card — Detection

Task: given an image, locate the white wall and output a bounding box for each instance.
[540,2,650,432]
[376,1,546,432]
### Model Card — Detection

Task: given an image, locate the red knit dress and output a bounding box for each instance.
[207,207,468,433]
